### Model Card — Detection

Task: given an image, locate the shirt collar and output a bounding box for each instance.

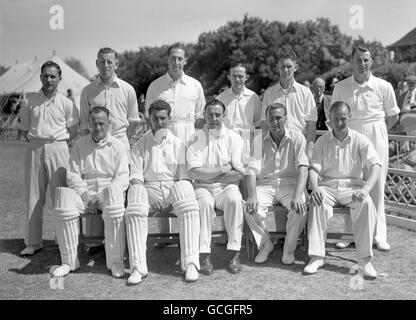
[328,129,352,144]
[275,80,299,93]
[90,132,112,147]
[203,124,227,138]
[166,72,188,85]
[351,72,376,90]
[147,128,175,145]
[39,89,57,103]
[227,86,250,98]
[264,129,291,147]
[96,74,120,88]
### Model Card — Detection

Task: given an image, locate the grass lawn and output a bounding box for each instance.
[1,142,416,300]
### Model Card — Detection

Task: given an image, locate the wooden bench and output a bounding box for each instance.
[244,205,353,262]
[78,209,228,249]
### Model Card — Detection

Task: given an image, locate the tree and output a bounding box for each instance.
[189,15,354,96]
[64,57,89,79]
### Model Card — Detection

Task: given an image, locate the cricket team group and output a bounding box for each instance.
[18,43,400,285]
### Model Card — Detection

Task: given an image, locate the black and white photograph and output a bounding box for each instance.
[0,0,415,306]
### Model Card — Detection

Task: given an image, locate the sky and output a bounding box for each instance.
[1,0,415,77]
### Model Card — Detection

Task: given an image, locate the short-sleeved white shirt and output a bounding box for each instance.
[248,129,309,186]
[130,129,188,183]
[79,75,140,136]
[20,91,78,141]
[186,125,245,173]
[260,80,317,133]
[331,73,400,122]
[310,129,382,188]
[144,73,205,120]
[216,87,261,131]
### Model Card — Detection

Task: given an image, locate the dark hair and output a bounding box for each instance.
[265,103,287,117]
[41,61,62,76]
[229,63,246,73]
[97,47,119,60]
[167,43,187,57]
[148,99,171,117]
[278,49,297,63]
[329,101,351,115]
[204,99,226,113]
[89,106,110,118]
[351,46,370,59]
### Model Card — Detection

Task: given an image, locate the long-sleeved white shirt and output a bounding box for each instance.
[130,129,189,183]
[67,133,129,196]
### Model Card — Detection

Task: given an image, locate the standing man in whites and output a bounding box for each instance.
[19,61,78,255]
[260,49,317,157]
[216,63,262,134]
[331,46,400,251]
[144,43,206,236]
[216,63,262,165]
[79,47,140,153]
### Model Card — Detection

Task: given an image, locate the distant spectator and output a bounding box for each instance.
[302,80,311,88]
[312,77,331,131]
[397,74,416,113]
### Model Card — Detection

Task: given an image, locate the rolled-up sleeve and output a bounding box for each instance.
[65,99,79,128]
[19,100,30,131]
[186,131,205,169]
[304,89,318,122]
[294,133,309,168]
[309,137,324,174]
[360,136,382,170]
[79,88,90,131]
[195,83,206,119]
[383,82,400,117]
[127,86,140,122]
[67,143,88,196]
[112,143,130,191]
[130,142,144,182]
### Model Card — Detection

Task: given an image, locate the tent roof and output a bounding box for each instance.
[389,27,416,48]
[0,55,90,96]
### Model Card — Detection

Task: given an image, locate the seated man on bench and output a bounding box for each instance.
[52,106,129,278]
[304,101,381,278]
[126,100,200,285]
[187,99,248,275]
[244,103,309,264]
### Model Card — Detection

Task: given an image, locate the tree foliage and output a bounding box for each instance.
[116,15,394,97]
[64,57,89,79]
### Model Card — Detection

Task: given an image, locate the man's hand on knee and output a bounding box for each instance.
[290,195,307,215]
[352,188,369,202]
[310,187,324,206]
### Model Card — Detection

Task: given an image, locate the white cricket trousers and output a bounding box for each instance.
[308,186,377,259]
[244,183,307,253]
[348,120,388,244]
[195,183,244,253]
[24,140,69,246]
